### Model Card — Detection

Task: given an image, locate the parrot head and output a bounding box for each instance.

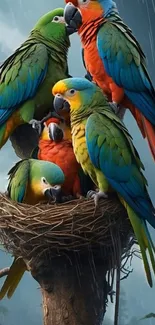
[64,1,117,30]
[33,8,76,42]
[52,77,102,117]
[40,116,72,142]
[29,159,65,202]
[7,159,65,204]
[40,117,64,142]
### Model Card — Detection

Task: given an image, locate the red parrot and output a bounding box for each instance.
[37,117,94,197]
[64,0,155,161]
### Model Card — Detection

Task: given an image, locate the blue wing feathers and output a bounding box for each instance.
[86,114,155,228]
[0,44,48,125]
[125,90,155,124]
[97,27,155,123]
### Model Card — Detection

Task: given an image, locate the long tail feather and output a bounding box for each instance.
[120,197,155,287]
[123,98,146,138]
[141,116,155,161]
[123,98,155,161]
[0,258,27,299]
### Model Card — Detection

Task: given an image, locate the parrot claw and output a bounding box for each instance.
[29,119,42,135]
[87,190,108,205]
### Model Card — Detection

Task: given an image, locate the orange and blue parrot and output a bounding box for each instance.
[64,0,155,161]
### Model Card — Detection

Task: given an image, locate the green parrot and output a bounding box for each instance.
[7,158,65,205]
[0,158,65,299]
[53,77,155,287]
[0,8,75,150]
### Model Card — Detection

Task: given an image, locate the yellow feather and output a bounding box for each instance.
[0,258,27,299]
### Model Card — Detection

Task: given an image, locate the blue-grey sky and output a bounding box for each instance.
[0,1,155,324]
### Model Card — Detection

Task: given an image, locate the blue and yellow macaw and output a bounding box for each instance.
[53,77,155,287]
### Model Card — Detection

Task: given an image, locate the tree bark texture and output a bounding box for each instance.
[32,255,109,325]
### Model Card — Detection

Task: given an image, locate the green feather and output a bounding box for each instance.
[126,204,155,287]
[7,160,30,203]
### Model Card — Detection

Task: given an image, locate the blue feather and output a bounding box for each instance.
[125,90,155,124]
[0,45,48,126]
[86,114,155,229]
[97,25,155,124]
[18,188,26,203]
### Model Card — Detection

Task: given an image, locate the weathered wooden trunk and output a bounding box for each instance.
[32,256,109,325]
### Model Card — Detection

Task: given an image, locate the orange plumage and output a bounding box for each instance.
[67,2,155,160]
[38,117,82,197]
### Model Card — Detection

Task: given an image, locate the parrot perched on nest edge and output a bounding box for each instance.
[0,7,75,150]
[64,0,155,161]
[52,77,155,287]
[0,158,65,300]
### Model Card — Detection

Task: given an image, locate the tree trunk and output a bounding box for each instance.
[32,255,109,325]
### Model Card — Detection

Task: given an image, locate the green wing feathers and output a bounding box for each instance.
[0,43,48,125]
[7,160,30,203]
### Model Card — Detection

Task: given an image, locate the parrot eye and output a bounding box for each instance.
[52,16,61,22]
[53,185,61,190]
[41,177,48,184]
[66,89,77,97]
[78,0,89,5]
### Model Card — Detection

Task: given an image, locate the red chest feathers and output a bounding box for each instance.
[38,139,80,195]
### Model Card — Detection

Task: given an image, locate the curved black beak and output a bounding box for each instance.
[66,25,77,36]
[44,186,62,203]
[64,3,82,31]
[53,95,70,114]
[48,123,64,142]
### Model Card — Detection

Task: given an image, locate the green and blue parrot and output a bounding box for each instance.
[7,158,65,205]
[0,8,75,149]
[64,0,155,161]
[53,77,155,287]
[0,158,65,300]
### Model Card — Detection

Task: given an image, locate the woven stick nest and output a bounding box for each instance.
[0,193,134,273]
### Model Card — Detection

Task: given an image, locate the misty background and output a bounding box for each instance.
[0,0,155,324]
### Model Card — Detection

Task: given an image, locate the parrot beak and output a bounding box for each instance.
[64,3,82,31]
[44,186,62,203]
[48,122,64,142]
[53,95,70,115]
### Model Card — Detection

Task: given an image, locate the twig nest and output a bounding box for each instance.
[0,194,133,268]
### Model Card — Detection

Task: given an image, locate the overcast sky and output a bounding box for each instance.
[0,1,155,324]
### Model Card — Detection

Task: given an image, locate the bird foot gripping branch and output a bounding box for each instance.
[87,190,108,206]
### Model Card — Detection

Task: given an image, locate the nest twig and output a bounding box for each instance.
[0,193,134,270]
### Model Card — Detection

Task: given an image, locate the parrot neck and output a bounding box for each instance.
[70,91,110,127]
[79,16,104,45]
[28,30,70,65]
[102,1,118,18]
[79,11,124,47]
